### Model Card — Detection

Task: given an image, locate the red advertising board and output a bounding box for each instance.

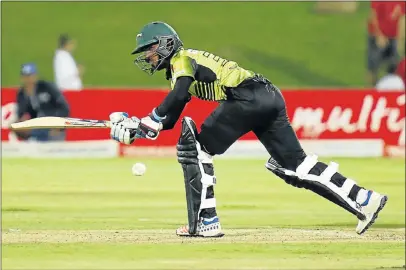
[1,88,217,146]
[1,88,404,157]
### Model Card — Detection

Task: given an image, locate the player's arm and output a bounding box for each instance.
[157,76,193,130]
[137,56,195,136]
[161,100,189,131]
[155,55,196,118]
[109,56,195,144]
[133,76,193,138]
[109,77,193,144]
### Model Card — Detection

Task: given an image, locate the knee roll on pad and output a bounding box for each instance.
[177,117,217,234]
[265,155,365,220]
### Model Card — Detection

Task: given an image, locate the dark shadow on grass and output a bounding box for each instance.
[241,47,347,87]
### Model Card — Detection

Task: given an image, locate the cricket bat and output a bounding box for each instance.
[10,117,111,130]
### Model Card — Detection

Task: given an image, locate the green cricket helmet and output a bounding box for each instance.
[132,21,183,75]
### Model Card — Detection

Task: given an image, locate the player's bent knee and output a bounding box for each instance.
[177,117,217,234]
[203,143,227,156]
[198,134,226,156]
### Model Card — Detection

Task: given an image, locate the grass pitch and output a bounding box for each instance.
[2,157,405,269]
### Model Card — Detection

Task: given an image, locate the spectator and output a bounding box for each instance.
[367,1,405,86]
[15,63,70,141]
[53,34,84,91]
[375,65,405,91]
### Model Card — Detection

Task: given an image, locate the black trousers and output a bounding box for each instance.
[196,79,365,219]
[198,80,306,170]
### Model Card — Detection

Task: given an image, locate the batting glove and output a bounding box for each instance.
[109,112,140,145]
[136,108,164,140]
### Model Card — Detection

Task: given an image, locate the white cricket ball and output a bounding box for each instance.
[132,162,146,176]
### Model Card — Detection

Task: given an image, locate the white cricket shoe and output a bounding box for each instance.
[176,216,224,237]
[356,190,388,235]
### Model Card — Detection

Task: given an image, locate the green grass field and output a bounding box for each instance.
[2,2,373,88]
[2,157,405,269]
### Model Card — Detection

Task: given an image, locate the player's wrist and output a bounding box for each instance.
[151,108,166,123]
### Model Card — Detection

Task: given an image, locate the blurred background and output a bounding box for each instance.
[2,1,404,89]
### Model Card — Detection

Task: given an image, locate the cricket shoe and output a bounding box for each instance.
[356,190,388,235]
[176,216,224,237]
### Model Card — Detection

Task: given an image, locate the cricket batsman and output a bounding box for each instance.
[109,22,388,237]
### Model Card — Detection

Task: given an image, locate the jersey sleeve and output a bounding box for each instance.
[170,55,197,83]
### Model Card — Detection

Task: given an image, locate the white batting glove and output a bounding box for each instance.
[137,115,163,140]
[109,112,140,145]
[109,112,128,124]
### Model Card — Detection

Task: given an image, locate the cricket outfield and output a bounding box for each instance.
[2,157,405,269]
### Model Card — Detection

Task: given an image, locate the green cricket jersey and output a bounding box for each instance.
[169,48,255,101]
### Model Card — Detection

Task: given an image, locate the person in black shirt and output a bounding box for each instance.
[15,63,70,141]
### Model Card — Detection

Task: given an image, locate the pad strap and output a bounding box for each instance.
[296,155,318,179]
[320,162,338,183]
[201,198,216,209]
[342,178,356,196]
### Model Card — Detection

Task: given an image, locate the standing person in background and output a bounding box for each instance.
[53,34,84,91]
[15,63,70,141]
[367,1,405,86]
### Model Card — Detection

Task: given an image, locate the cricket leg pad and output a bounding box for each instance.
[265,155,366,220]
[177,117,217,235]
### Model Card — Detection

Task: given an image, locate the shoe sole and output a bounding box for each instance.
[357,195,388,235]
[176,232,225,238]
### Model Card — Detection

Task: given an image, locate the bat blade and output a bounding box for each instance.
[10,117,111,130]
